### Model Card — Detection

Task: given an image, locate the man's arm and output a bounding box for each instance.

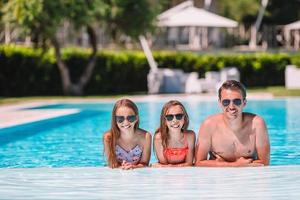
[194,119,215,166]
[253,116,270,165]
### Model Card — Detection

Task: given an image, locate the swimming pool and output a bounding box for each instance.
[1,98,300,168]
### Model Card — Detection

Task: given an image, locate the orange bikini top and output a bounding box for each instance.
[163,134,189,164]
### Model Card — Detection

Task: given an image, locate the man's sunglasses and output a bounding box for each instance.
[165,113,184,121]
[221,98,243,107]
[116,115,137,123]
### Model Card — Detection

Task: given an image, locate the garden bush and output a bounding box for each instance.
[0,45,297,96]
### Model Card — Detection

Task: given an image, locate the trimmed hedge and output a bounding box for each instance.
[153,51,292,87]
[0,45,61,96]
[0,45,298,96]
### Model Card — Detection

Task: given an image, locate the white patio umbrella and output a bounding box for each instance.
[157,2,238,50]
[157,6,238,28]
[285,20,300,30]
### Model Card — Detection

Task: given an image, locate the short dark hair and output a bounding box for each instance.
[218,80,247,100]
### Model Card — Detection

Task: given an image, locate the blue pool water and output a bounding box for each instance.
[0,98,300,168]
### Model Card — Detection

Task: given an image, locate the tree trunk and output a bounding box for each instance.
[5,23,11,44]
[76,25,98,92]
[51,25,98,96]
[249,0,268,49]
[51,36,72,95]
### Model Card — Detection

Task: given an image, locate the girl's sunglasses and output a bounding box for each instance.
[221,98,243,107]
[116,115,137,123]
[165,114,184,121]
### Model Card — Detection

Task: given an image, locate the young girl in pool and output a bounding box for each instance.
[152,100,195,167]
[103,99,151,169]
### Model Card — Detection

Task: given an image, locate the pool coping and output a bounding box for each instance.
[0,165,299,199]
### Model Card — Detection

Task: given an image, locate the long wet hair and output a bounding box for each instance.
[155,100,189,149]
[104,99,139,168]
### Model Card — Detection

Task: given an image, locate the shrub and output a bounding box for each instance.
[0,45,296,96]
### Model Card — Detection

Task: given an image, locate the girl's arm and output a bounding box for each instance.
[183,130,196,166]
[103,132,110,158]
[138,131,152,166]
[153,132,169,164]
[103,131,119,168]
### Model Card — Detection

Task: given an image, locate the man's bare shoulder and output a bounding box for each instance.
[199,114,222,135]
[243,113,266,125]
[253,115,267,130]
[202,113,223,126]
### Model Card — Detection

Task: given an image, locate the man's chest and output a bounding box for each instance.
[211,132,256,161]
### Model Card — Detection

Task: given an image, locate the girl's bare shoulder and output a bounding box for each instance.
[184,130,196,140]
[136,128,152,140]
[103,131,112,141]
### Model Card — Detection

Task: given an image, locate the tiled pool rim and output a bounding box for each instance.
[0,166,299,199]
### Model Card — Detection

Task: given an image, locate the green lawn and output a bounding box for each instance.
[248,86,300,96]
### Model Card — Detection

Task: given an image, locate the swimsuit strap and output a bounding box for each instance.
[183,132,188,147]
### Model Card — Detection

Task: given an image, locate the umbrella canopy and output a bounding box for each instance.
[285,20,300,31]
[157,6,238,28]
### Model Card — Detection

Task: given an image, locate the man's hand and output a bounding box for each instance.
[248,160,265,167]
[235,157,265,167]
[212,152,225,162]
[235,157,253,165]
[214,154,259,167]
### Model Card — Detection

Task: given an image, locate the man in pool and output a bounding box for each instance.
[195,80,270,167]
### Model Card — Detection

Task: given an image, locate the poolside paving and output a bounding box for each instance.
[0,102,80,128]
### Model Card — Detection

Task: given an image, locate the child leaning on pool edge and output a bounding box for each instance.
[103,99,151,169]
[152,100,195,167]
